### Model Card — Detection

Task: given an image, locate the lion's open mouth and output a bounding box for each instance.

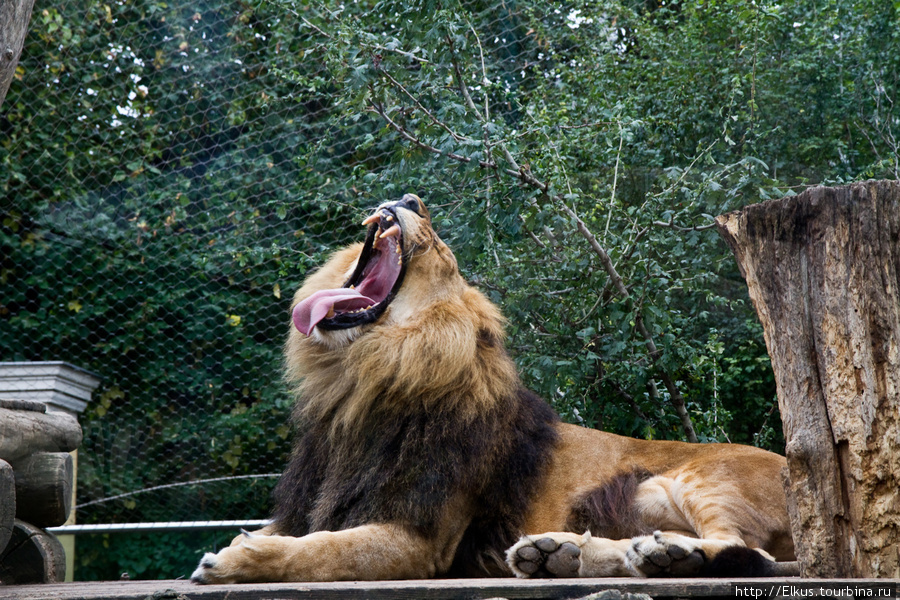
[292,208,406,336]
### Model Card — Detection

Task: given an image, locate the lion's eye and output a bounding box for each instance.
[398,194,422,215]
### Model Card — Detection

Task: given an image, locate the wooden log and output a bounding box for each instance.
[0,519,66,584]
[0,406,82,464]
[0,459,13,554]
[716,180,900,578]
[0,0,36,110]
[13,452,73,528]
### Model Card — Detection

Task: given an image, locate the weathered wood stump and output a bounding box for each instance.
[14,452,74,528]
[0,399,82,583]
[0,520,66,584]
[716,179,900,578]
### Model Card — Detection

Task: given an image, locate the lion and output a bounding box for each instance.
[191,194,796,584]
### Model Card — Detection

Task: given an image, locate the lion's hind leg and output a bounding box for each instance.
[623,469,793,577]
[507,531,638,578]
[626,530,753,576]
[509,466,795,579]
[627,531,800,577]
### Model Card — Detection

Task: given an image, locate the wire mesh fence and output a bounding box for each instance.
[1,1,384,530]
[3,0,897,581]
[3,3,579,577]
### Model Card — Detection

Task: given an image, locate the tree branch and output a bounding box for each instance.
[652,219,717,232]
[369,49,700,441]
[377,68,472,143]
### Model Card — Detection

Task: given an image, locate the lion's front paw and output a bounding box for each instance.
[626,531,706,577]
[191,551,231,584]
[191,534,273,584]
[506,532,587,578]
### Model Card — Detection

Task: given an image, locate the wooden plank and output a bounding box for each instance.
[2,578,898,600]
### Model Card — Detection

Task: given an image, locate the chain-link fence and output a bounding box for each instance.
[4,1,570,579]
[4,0,897,581]
[3,2,348,529]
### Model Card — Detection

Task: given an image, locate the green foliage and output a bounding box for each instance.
[74,530,235,581]
[1,0,897,579]
[284,0,898,445]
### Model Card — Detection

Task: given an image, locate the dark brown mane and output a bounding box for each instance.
[272,385,558,575]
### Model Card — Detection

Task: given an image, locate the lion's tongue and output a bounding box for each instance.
[292,289,375,336]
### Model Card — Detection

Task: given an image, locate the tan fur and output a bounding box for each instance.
[507,423,794,577]
[192,196,794,584]
[199,494,474,582]
[282,209,516,434]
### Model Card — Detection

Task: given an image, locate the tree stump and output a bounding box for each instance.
[716,179,900,578]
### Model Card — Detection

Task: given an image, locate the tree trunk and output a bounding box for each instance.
[0,0,37,110]
[716,179,900,578]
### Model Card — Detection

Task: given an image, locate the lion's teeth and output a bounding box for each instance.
[379,224,401,239]
[362,213,380,226]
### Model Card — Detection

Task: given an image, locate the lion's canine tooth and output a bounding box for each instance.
[362,214,380,226]
[379,224,401,239]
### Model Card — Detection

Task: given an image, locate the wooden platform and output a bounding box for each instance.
[2,578,897,600]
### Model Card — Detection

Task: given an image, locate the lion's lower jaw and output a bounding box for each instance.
[311,326,364,349]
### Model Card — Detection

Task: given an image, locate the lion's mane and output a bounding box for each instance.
[272,243,559,575]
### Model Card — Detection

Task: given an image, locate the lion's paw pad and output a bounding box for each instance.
[510,537,582,578]
[627,532,705,577]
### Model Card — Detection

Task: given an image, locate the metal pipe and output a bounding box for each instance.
[47,520,271,534]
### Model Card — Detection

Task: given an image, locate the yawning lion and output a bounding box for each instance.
[191,194,795,583]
